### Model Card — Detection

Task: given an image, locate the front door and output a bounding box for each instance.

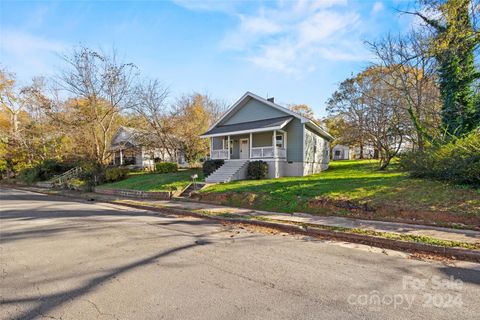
[239,139,249,159]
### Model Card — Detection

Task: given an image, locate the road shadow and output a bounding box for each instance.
[1,241,207,320]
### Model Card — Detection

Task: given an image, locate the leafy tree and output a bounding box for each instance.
[409,0,480,135]
[172,93,226,163]
[328,67,410,169]
[288,104,316,121]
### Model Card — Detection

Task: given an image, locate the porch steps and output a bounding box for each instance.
[205,160,249,183]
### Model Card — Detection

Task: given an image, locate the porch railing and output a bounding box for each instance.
[212,149,229,159]
[251,147,286,158]
[211,147,286,159]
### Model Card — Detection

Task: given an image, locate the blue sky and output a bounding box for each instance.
[0,0,415,117]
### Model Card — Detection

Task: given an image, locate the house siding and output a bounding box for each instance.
[304,127,330,174]
[284,118,303,162]
[252,132,272,147]
[222,98,288,125]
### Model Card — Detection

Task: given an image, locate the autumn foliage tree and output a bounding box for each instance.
[172,93,226,163]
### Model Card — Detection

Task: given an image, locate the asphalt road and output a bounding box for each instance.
[1,188,479,320]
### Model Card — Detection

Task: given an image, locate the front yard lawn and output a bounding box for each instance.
[97,169,203,192]
[198,160,480,229]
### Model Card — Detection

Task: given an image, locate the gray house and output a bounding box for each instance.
[200,92,333,183]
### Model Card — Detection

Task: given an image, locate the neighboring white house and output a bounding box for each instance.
[332,140,414,161]
[332,144,375,160]
[110,127,186,170]
[332,145,350,160]
[200,92,334,183]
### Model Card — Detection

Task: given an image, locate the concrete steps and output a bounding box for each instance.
[205,160,249,183]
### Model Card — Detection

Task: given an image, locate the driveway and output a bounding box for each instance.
[1,188,479,319]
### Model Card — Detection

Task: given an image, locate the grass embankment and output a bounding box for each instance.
[198,160,480,228]
[97,169,203,192]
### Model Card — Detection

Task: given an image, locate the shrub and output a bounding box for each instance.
[17,159,75,184]
[105,167,130,183]
[78,162,105,189]
[17,166,40,184]
[247,160,269,180]
[400,131,480,186]
[155,162,178,174]
[202,159,224,176]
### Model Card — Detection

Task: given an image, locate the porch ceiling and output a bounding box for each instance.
[200,116,293,138]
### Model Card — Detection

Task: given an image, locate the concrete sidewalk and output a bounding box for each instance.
[26,186,478,246]
[135,198,480,245]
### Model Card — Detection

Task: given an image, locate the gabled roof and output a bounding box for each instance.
[201,116,293,138]
[111,127,144,149]
[202,91,333,141]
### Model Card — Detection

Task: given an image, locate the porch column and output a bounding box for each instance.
[119,149,124,165]
[284,132,288,158]
[227,135,231,160]
[112,151,116,165]
[272,130,277,158]
[249,132,252,158]
[210,137,213,159]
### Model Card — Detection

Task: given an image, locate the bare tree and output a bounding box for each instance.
[131,79,178,160]
[367,31,442,151]
[55,46,137,165]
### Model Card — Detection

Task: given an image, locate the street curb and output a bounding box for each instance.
[114,202,480,263]
[6,186,480,263]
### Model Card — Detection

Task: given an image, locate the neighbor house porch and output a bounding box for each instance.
[209,130,287,160]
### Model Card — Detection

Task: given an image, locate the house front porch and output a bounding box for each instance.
[209,130,287,160]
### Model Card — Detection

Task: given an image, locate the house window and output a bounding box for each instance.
[335,150,341,156]
[276,135,284,148]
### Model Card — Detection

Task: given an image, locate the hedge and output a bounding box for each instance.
[400,131,480,186]
[155,162,178,174]
[247,160,269,180]
[105,167,130,183]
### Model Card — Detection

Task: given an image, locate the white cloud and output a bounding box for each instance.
[298,11,359,44]
[0,30,67,80]
[172,0,240,13]
[219,0,367,74]
[371,2,384,14]
[241,15,282,35]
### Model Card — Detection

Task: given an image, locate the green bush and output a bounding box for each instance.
[17,159,75,184]
[202,159,224,176]
[17,166,40,184]
[247,160,269,180]
[105,167,130,183]
[78,162,105,188]
[155,162,178,174]
[400,131,480,186]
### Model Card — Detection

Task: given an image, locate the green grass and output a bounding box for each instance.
[200,160,480,222]
[97,169,203,192]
